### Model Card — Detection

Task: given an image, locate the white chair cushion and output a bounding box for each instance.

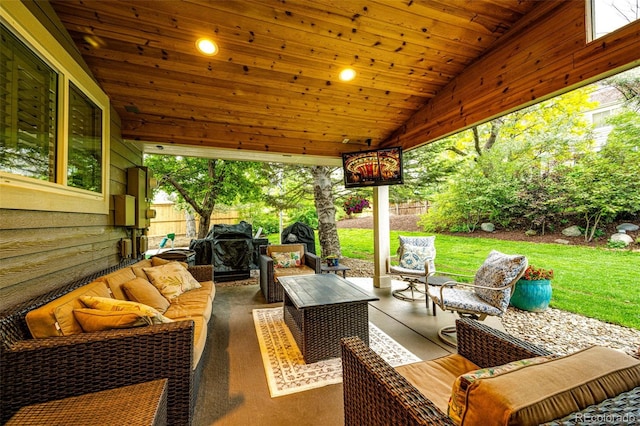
[427,286,503,317]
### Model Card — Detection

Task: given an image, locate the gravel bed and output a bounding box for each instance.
[340,258,640,358]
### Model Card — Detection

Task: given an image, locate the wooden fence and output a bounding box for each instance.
[390,201,429,215]
[148,201,428,237]
[148,203,240,237]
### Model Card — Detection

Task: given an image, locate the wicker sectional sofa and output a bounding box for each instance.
[341,318,640,426]
[0,258,215,425]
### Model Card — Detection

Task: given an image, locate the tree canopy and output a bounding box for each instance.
[145,155,262,238]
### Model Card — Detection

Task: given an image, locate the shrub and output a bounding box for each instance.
[250,213,279,235]
[606,240,628,250]
[288,208,318,229]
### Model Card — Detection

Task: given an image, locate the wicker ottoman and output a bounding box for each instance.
[7,379,168,426]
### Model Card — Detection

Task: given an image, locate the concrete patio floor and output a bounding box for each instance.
[193,275,504,425]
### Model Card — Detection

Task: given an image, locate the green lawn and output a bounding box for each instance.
[297,229,639,330]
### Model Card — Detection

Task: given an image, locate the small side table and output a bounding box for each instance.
[7,379,168,426]
[321,264,351,278]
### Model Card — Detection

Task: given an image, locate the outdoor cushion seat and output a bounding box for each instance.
[395,353,480,413]
[164,290,213,323]
[427,288,504,317]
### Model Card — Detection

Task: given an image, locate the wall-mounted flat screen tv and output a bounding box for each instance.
[342,147,403,188]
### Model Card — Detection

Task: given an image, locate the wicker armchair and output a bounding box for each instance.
[259,244,320,303]
[341,318,640,426]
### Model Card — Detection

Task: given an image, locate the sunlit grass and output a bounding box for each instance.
[302,229,639,330]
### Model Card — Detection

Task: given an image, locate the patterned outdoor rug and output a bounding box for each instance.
[253,307,421,397]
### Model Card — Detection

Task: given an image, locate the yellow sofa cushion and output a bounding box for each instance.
[191,316,208,369]
[101,267,137,300]
[151,256,188,269]
[131,259,153,279]
[454,346,640,426]
[25,281,112,338]
[143,262,201,300]
[79,296,173,324]
[395,354,480,413]
[73,308,151,332]
[448,355,556,424]
[198,280,216,303]
[122,277,171,313]
[164,288,213,323]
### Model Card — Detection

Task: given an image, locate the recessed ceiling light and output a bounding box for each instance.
[196,38,218,56]
[339,68,356,82]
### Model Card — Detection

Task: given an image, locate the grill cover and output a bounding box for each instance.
[281,222,316,255]
[189,239,213,265]
[207,221,253,240]
[212,239,251,276]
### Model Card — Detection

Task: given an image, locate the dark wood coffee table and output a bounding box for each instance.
[278,274,379,363]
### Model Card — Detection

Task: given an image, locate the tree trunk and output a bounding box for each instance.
[185,210,196,238]
[311,166,340,258]
[198,213,211,239]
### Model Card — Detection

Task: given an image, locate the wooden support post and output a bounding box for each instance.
[373,186,391,288]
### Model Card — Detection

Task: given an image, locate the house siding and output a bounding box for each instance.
[0,4,142,309]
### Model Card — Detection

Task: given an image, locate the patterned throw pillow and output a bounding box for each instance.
[271,251,302,268]
[143,262,201,300]
[448,355,556,425]
[79,296,173,324]
[399,244,435,270]
[473,250,527,312]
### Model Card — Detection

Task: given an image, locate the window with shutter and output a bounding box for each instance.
[0,25,58,182]
[0,4,109,214]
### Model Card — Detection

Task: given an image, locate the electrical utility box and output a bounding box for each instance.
[114,194,135,227]
[127,167,151,229]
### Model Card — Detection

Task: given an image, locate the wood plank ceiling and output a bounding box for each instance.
[48,0,550,164]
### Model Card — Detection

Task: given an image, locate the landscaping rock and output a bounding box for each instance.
[610,233,634,246]
[617,223,639,232]
[561,225,582,237]
[554,239,570,245]
[481,222,495,232]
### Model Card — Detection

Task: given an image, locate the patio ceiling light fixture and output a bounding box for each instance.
[339,68,356,82]
[196,38,218,56]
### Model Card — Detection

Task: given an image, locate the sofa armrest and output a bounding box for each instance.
[0,320,194,426]
[188,264,213,282]
[304,252,321,273]
[341,336,454,426]
[456,318,552,368]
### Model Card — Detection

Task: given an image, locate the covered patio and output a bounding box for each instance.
[2,0,639,306]
[1,1,639,425]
